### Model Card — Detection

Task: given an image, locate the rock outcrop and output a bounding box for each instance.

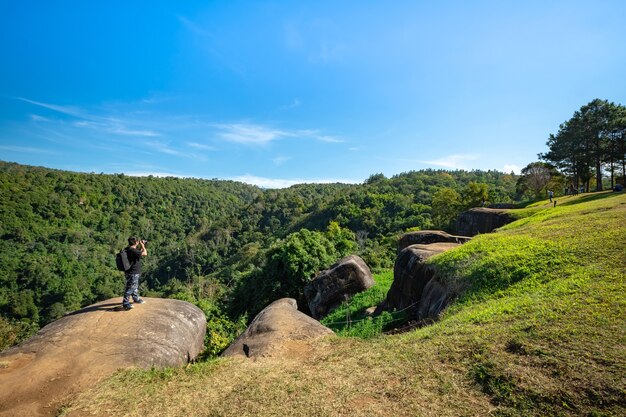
[221,298,334,359]
[304,255,374,320]
[0,298,206,417]
[455,207,513,236]
[398,230,471,253]
[375,243,459,317]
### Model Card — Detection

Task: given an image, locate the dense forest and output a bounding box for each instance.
[0,161,517,352]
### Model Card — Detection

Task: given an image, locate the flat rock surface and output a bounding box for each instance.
[222,298,334,359]
[0,297,206,417]
[456,207,513,236]
[398,230,471,252]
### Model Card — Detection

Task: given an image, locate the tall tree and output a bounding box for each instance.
[541,99,626,191]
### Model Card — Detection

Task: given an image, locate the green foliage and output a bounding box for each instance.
[462,181,489,208]
[230,229,339,318]
[63,192,626,417]
[541,99,626,192]
[0,161,518,349]
[321,270,398,338]
[431,187,462,230]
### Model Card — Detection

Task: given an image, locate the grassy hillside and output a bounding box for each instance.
[1,161,517,351]
[65,191,626,417]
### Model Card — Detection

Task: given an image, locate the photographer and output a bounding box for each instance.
[122,236,148,310]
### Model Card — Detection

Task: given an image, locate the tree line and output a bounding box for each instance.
[540,99,626,192]
[0,161,517,352]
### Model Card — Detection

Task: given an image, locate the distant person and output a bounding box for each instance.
[122,237,147,310]
[548,190,553,202]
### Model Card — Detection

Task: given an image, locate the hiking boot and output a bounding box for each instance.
[123,303,133,310]
[134,298,145,305]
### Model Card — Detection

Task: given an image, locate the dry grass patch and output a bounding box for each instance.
[66,192,626,417]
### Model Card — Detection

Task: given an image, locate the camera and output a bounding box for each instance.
[141,240,148,245]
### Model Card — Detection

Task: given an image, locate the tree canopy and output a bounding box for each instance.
[540,99,626,191]
[0,161,517,351]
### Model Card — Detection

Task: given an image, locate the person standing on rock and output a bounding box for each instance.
[122,237,147,310]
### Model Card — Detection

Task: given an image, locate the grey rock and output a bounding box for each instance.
[398,230,471,253]
[1,298,206,368]
[304,255,374,320]
[221,298,334,359]
[456,207,513,237]
[0,298,206,417]
[375,243,459,316]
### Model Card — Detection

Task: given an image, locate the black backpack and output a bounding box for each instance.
[116,249,131,272]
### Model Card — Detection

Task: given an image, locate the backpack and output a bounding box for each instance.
[116,248,131,272]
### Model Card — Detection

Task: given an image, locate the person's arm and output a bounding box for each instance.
[139,240,148,257]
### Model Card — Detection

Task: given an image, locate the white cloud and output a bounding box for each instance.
[17,97,85,118]
[143,141,207,161]
[124,171,186,178]
[215,123,287,145]
[213,123,343,145]
[310,133,343,143]
[109,126,161,137]
[0,145,57,154]
[230,174,360,189]
[30,114,51,122]
[187,142,218,151]
[19,97,163,138]
[272,156,292,165]
[420,154,481,169]
[503,164,520,174]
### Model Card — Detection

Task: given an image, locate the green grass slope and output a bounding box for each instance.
[66,192,626,417]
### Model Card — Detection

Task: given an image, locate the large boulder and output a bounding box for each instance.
[222,298,334,359]
[398,230,471,253]
[0,298,206,417]
[375,243,459,317]
[304,255,374,320]
[456,207,513,236]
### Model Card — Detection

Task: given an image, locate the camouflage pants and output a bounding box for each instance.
[123,273,141,306]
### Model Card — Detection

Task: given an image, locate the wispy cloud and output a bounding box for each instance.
[230,174,359,189]
[124,171,187,178]
[214,123,288,145]
[17,97,85,118]
[311,133,343,143]
[272,156,292,166]
[18,97,162,137]
[0,145,57,154]
[187,142,218,151]
[30,114,51,122]
[143,140,207,161]
[214,123,344,145]
[177,15,213,38]
[109,126,161,137]
[420,154,481,169]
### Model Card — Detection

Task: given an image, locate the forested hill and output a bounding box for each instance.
[0,160,517,351]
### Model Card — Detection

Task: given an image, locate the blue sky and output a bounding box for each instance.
[1,1,625,187]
